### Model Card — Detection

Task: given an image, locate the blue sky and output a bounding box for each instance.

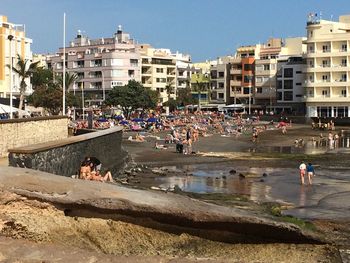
[1,0,348,61]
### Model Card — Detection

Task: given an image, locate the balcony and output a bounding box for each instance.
[230,68,242,74]
[255,70,271,76]
[230,80,241,86]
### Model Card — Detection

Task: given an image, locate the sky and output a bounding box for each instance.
[1,0,349,62]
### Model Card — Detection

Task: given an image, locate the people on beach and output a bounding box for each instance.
[299,161,306,185]
[79,158,114,183]
[306,163,315,185]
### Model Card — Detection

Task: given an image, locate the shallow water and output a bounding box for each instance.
[250,131,350,155]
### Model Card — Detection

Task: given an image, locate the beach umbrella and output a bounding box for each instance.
[119,120,129,125]
[97,118,108,122]
[132,118,144,122]
[147,117,158,123]
[114,115,124,120]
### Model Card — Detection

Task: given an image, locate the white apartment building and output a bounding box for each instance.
[255,37,306,110]
[139,45,192,104]
[48,26,141,103]
[304,14,350,118]
[0,15,33,99]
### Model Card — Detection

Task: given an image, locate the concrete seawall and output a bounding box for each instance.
[0,116,68,157]
[8,127,127,177]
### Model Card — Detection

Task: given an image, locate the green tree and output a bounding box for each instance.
[105,80,158,118]
[31,67,54,90]
[57,72,78,92]
[176,86,196,107]
[28,84,62,115]
[9,55,39,111]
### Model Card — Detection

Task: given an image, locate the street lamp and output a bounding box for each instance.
[8,35,14,119]
[101,70,105,102]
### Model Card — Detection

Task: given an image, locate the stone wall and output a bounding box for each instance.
[8,127,127,177]
[0,116,68,158]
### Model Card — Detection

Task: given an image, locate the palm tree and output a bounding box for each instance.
[10,55,39,112]
[57,72,78,92]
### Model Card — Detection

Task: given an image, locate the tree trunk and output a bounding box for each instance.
[18,93,25,118]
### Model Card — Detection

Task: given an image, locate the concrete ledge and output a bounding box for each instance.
[0,115,67,124]
[9,127,123,154]
[8,127,127,177]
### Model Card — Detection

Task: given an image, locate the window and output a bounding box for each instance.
[322,60,329,67]
[128,70,135,78]
[322,45,330,53]
[284,80,293,89]
[218,93,224,99]
[296,71,302,74]
[256,77,262,83]
[91,59,102,67]
[341,59,347,67]
[277,80,282,89]
[284,91,293,101]
[277,92,282,100]
[263,64,270,70]
[130,59,138,66]
[341,73,347,82]
[322,90,329,97]
[341,44,347,52]
[284,68,293,78]
[111,81,123,87]
[256,87,262,93]
[296,83,302,86]
[341,89,347,97]
[219,82,224,88]
[156,68,164,73]
[218,71,224,78]
[244,75,253,83]
[296,94,303,98]
[308,30,313,38]
[156,78,166,83]
[243,87,250,94]
[244,64,253,71]
[322,75,329,82]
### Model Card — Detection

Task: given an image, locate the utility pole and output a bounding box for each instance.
[8,35,14,119]
[62,12,66,115]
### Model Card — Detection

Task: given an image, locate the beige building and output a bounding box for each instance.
[139,45,192,104]
[0,15,33,98]
[48,26,141,103]
[304,14,350,118]
[255,37,306,109]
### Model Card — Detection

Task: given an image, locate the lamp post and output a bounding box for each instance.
[8,35,14,119]
[101,70,105,102]
[62,12,66,116]
[81,82,85,120]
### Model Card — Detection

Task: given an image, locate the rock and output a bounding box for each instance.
[222,176,227,179]
[215,177,219,179]
[239,173,261,178]
[263,173,268,177]
[260,179,265,182]
[229,169,236,174]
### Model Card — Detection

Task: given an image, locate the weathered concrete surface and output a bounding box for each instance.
[8,127,127,177]
[0,236,219,263]
[0,166,322,244]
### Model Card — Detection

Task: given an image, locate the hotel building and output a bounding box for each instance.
[304,15,350,118]
[139,45,193,104]
[0,15,33,99]
[48,26,141,103]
